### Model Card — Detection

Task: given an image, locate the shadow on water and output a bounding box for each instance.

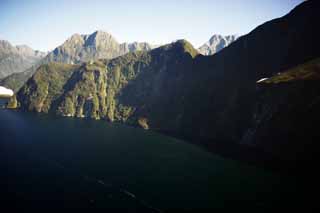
[0,109,308,211]
[0,109,161,211]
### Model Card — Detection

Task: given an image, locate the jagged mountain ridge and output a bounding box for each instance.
[0,40,45,78]
[0,31,236,91]
[1,31,236,91]
[198,34,238,55]
[44,30,156,64]
[1,31,157,91]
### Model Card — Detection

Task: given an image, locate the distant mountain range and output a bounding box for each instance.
[44,30,157,64]
[44,31,238,64]
[0,40,46,78]
[13,0,320,172]
[198,34,238,55]
[0,31,158,91]
[0,31,238,91]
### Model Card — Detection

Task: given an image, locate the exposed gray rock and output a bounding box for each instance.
[44,31,156,64]
[0,40,45,78]
[198,34,238,55]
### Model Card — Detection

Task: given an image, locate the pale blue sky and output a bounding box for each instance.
[0,0,304,51]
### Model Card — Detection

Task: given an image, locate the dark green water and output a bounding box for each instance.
[0,108,300,211]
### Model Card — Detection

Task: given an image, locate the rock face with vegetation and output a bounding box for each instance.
[18,63,80,113]
[15,1,320,171]
[0,40,45,79]
[18,40,197,126]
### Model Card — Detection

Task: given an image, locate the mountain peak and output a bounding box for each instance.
[45,30,156,65]
[92,30,111,35]
[176,39,196,50]
[84,30,119,47]
[69,33,82,39]
[89,30,114,39]
[208,34,238,44]
[175,39,191,45]
[161,39,198,58]
[198,34,238,55]
[63,33,85,48]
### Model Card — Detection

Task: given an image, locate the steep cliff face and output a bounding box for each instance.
[18,63,80,113]
[18,40,197,127]
[108,40,197,129]
[56,61,108,119]
[240,58,320,169]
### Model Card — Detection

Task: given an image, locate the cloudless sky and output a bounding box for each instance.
[0,0,304,51]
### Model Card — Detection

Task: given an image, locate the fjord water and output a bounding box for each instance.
[0,109,298,211]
